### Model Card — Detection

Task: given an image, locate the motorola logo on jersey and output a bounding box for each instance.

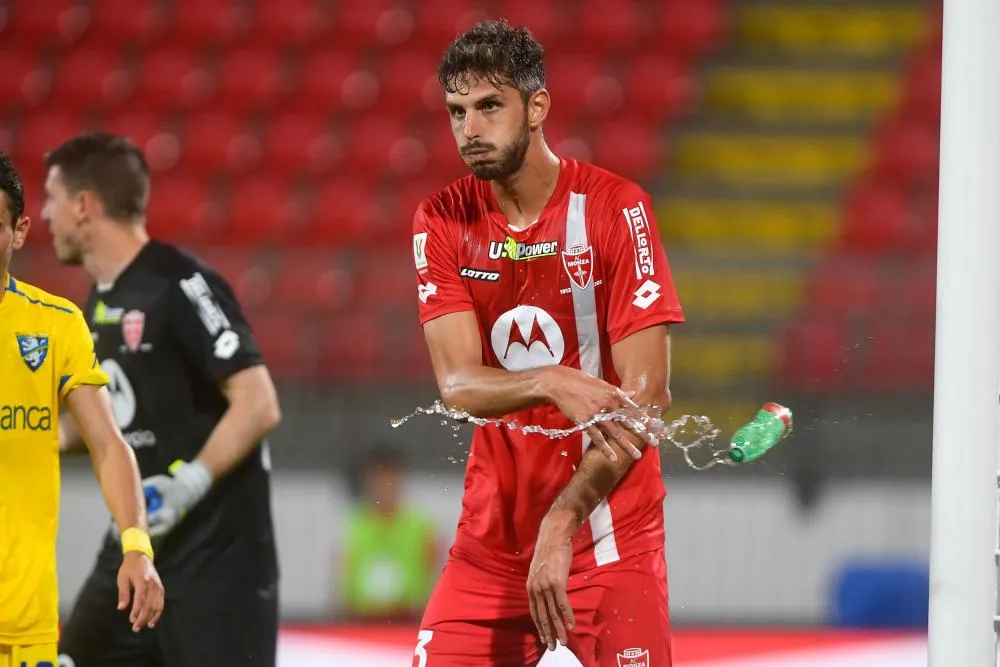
[488,237,559,262]
[0,405,52,431]
[459,267,500,282]
[490,306,565,371]
[101,358,136,430]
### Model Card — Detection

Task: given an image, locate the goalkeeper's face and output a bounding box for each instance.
[448,77,536,181]
[42,166,85,266]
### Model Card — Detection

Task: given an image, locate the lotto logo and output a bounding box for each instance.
[632,280,661,310]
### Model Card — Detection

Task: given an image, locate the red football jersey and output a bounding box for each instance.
[413,159,685,576]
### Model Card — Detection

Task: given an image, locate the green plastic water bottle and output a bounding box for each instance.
[727,402,793,464]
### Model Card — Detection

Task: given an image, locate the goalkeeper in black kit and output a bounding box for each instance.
[42,133,282,667]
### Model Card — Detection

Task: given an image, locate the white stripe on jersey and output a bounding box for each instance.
[566,191,620,567]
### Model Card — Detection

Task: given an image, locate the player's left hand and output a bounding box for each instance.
[144,460,213,540]
[527,518,576,651]
[117,551,164,632]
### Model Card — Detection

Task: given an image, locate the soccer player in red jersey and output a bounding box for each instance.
[411,20,685,667]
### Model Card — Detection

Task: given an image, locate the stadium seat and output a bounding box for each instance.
[191,247,273,310]
[493,0,567,49]
[49,48,131,108]
[224,174,309,245]
[217,48,289,113]
[100,111,170,152]
[658,0,726,59]
[343,114,407,175]
[869,115,939,187]
[590,118,663,183]
[14,252,90,307]
[335,0,397,49]
[412,0,482,47]
[145,174,223,243]
[579,0,641,52]
[11,112,88,169]
[170,0,251,47]
[840,180,908,253]
[0,51,50,109]
[251,0,331,47]
[861,320,934,391]
[353,254,416,310]
[133,47,215,111]
[318,313,387,381]
[803,257,879,314]
[179,113,260,177]
[898,48,941,125]
[297,49,365,110]
[81,0,168,47]
[302,176,379,246]
[251,310,318,380]
[261,114,344,176]
[777,317,848,390]
[3,0,89,46]
[269,252,355,312]
[379,50,440,118]
[545,54,605,119]
[625,55,695,120]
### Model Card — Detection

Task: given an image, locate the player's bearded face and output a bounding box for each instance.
[462,111,531,181]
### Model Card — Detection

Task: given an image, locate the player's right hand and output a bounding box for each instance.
[117,552,165,632]
[542,366,650,461]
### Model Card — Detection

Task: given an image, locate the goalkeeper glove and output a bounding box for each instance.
[144,459,213,540]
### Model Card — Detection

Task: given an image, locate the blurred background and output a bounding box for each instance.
[0,0,942,663]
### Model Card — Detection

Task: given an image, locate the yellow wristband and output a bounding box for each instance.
[121,527,154,560]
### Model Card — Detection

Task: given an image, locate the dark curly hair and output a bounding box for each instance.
[437,19,545,103]
[0,153,25,226]
[45,132,150,221]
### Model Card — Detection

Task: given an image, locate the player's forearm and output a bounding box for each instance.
[542,383,670,538]
[440,364,569,418]
[95,440,149,533]
[195,371,281,479]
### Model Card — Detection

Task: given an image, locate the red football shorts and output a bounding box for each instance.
[411,548,672,667]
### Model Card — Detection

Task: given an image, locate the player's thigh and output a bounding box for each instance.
[59,567,158,667]
[157,588,278,667]
[415,558,542,667]
[567,549,672,667]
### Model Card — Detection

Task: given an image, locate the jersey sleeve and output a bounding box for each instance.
[413,201,474,325]
[600,182,685,344]
[168,269,264,383]
[58,306,108,401]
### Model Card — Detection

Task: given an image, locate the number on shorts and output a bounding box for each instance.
[414,629,433,667]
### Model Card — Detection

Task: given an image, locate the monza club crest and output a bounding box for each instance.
[561,244,594,289]
[122,310,145,352]
[16,334,49,372]
[617,648,649,667]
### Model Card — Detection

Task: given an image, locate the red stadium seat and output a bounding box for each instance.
[881,261,937,321]
[304,176,380,246]
[0,52,50,109]
[12,112,88,168]
[318,313,387,381]
[777,317,849,391]
[626,55,695,120]
[870,116,939,187]
[251,310,318,380]
[861,321,935,391]
[261,114,344,176]
[335,0,397,48]
[343,114,406,174]
[804,256,879,314]
[353,253,417,310]
[399,324,435,381]
[841,181,908,253]
[269,252,355,311]
[251,0,331,47]
[133,47,215,111]
[217,48,289,112]
[899,48,941,125]
[412,0,477,46]
[13,251,90,306]
[658,0,726,59]
[4,0,89,46]
[493,0,567,49]
[81,0,168,47]
[100,111,169,151]
[297,49,365,110]
[49,48,131,108]
[179,113,260,176]
[579,0,641,52]
[145,174,223,243]
[545,54,605,117]
[590,118,663,183]
[225,174,308,244]
[379,50,440,117]
[170,0,251,47]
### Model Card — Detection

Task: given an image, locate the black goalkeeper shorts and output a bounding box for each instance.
[58,563,278,667]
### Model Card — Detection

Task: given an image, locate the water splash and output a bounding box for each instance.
[391,400,734,471]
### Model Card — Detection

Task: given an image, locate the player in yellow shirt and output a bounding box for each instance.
[0,153,164,667]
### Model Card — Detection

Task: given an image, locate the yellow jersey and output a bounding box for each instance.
[0,274,107,644]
